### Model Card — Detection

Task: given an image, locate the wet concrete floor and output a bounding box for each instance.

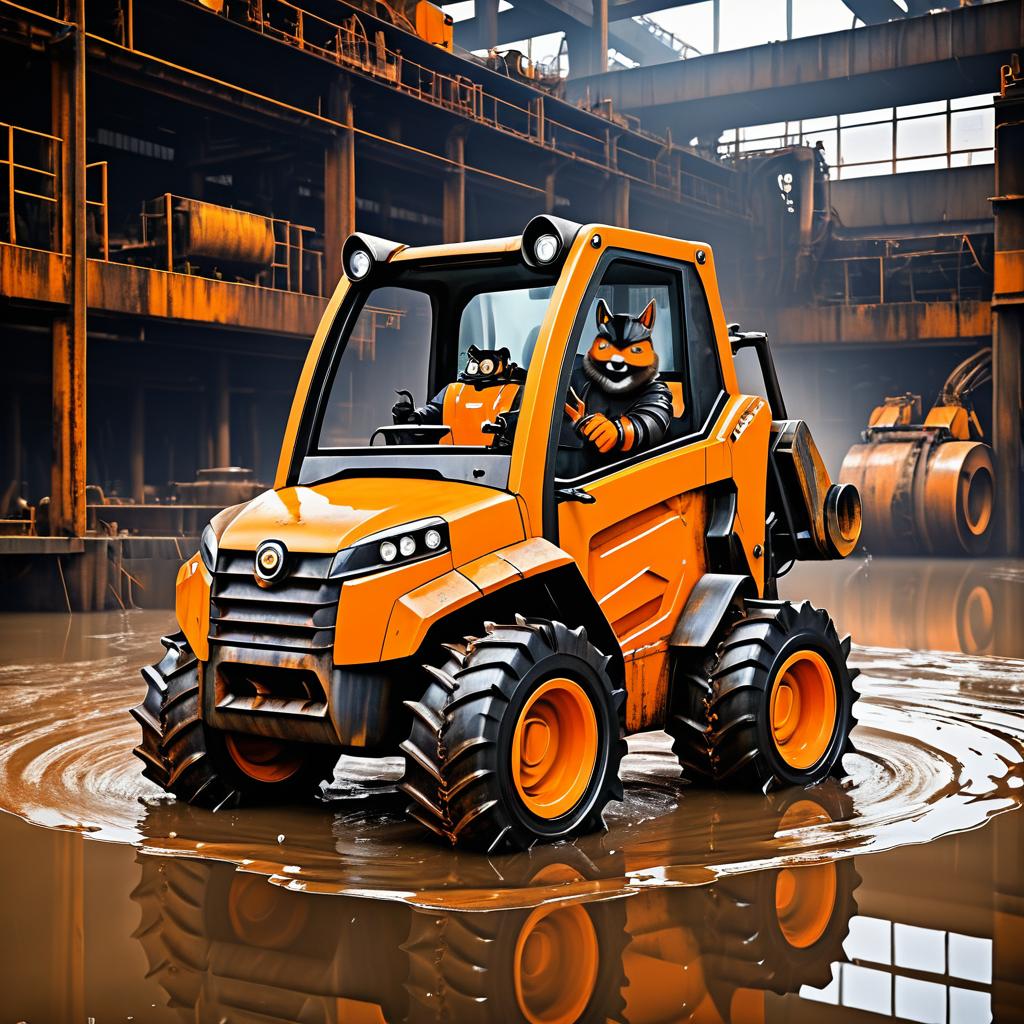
[0,557,1022,1022]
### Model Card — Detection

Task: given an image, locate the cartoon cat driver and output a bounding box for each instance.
[560,297,673,475]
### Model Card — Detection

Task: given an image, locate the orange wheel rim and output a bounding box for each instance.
[227,874,308,949]
[960,585,994,654]
[961,465,994,536]
[775,863,837,949]
[769,650,838,770]
[224,732,305,783]
[514,902,599,1024]
[512,678,598,819]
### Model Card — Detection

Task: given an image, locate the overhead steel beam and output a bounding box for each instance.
[452,0,706,51]
[565,1,1024,136]
[605,17,680,67]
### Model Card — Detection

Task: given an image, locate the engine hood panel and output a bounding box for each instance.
[219,477,525,566]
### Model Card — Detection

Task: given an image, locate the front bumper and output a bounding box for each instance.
[202,549,405,751]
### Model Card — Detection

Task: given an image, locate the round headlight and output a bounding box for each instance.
[399,535,416,557]
[254,539,287,583]
[380,540,398,562]
[534,233,560,264]
[348,250,372,279]
[424,528,442,550]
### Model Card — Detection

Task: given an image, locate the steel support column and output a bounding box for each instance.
[443,130,466,243]
[131,389,145,504]
[591,0,608,77]
[50,0,87,538]
[324,80,356,289]
[477,0,499,51]
[992,59,1024,554]
[605,175,629,227]
[216,353,231,467]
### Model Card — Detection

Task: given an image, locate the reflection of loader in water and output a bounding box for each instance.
[132,792,858,1023]
[840,349,995,555]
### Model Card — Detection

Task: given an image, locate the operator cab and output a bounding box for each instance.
[294,220,724,496]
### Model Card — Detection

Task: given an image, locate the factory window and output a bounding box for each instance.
[719,95,994,179]
[800,915,994,1024]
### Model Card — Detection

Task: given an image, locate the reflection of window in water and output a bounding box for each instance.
[459,286,553,370]
[801,914,993,1022]
[318,287,433,449]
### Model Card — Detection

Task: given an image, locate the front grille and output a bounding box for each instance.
[210,551,341,655]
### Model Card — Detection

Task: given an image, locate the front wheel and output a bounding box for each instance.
[669,600,859,791]
[400,618,626,852]
[131,632,339,809]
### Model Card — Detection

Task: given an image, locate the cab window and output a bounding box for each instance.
[317,286,433,449]
[459,286,554,370]
[554,256,724,483]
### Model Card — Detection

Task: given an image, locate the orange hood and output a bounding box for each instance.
[219,477,524,566]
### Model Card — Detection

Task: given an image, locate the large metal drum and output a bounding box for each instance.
[181,200,276,267]
[840,436,994,555]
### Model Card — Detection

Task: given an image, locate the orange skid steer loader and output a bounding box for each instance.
[133,217,863,852]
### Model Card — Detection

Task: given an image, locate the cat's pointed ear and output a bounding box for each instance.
[467,344,482,360]
[638,298,656,331]
[595,298,613,329]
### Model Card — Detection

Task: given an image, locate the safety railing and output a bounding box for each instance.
[172,0,744,218]
[86,160,108,260]
[815,239,992,306]
[0,122,59,250]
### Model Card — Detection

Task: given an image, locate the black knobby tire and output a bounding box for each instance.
[131,857,213,1013]
[701,857,860,1004]
[131,631,338,809]
[670,601,859,791]
[399,617,627,852]
[404,897,627,1024]
[666,642,720,782]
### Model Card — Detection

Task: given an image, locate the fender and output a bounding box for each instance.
[381,537,573,661]
[668,572,756,651]
[380,539,625,687]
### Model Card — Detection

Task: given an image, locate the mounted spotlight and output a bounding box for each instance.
[341,232,404,284]
[520,215,582,271]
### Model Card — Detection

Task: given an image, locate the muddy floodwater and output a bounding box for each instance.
[1,557,1023,1021]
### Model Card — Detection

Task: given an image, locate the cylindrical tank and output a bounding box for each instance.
[181,200,276,267]
[840,436,994,555]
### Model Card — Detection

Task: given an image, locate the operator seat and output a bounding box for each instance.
[441,381,521,446]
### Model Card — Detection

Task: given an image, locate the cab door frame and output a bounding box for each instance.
[507,228,753,732]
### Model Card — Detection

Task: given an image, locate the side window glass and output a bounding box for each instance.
[682,265,725,427]
[555,259,684,482]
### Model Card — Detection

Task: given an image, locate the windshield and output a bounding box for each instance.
[301,256,559,489]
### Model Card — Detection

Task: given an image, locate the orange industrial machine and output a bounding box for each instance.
[840,348,994,555]
[133,217,862,851]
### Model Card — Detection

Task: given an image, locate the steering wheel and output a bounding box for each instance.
[370,424,453,446]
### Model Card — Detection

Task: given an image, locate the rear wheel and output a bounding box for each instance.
[400,618,626,852]
[131,632,338,809]
[404,856,627,1023]
[701,786,859,1004]
[668,601,858,791]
